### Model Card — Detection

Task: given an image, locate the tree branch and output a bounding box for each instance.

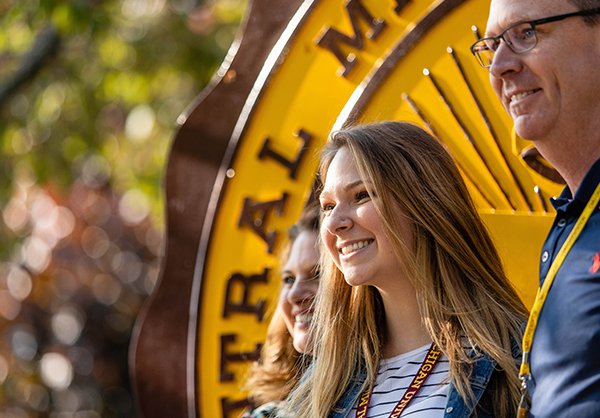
[0,25,61,107]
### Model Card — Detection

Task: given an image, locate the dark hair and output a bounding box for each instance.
[288,203,320,242]
[570,0,600,24]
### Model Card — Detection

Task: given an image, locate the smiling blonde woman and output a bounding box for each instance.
[283,121,527,418]
[243,206,320,418]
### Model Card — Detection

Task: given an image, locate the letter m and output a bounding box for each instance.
[316,0,386,77]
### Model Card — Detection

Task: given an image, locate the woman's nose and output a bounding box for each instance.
[287,277,315,305]
[323,205,353,235]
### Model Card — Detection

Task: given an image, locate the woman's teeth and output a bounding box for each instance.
[295,313,313,324]
[340,240,372,255]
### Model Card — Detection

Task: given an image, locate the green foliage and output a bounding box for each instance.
[0,0,246,416]
[1,0,245,222]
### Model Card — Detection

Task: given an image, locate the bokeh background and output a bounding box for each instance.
[0,1,245,416]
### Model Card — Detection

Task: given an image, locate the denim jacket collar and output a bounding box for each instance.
[443,352,496,418]
[329,350,497,418]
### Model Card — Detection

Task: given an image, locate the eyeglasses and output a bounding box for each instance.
[470,8,600,68]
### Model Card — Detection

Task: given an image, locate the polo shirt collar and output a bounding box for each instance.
[550,157,600,217]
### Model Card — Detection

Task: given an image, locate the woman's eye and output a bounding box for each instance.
[356,190,370,201]
[321,203,334,213]
[282,275,295,286]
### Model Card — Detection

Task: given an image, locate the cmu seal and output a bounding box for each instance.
[131,1,564,417]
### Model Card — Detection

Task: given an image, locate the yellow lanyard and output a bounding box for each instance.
[517,181,600,417]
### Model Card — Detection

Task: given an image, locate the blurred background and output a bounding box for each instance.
[0,0,245,416]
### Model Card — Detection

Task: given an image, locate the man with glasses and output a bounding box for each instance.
[471,0,600,417]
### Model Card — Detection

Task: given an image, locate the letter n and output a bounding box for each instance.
[316,0,387,77]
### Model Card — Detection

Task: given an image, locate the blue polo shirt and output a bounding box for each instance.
[529,158,600,418]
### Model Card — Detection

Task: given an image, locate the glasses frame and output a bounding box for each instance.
[470,7,600,68]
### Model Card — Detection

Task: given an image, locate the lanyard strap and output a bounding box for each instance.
[519,181,600,379]
[355,344,442,418]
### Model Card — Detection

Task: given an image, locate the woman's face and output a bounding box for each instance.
[319,146,412,290]
[279,230,320,354]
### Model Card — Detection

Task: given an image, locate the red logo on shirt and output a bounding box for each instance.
[591,252,600,274]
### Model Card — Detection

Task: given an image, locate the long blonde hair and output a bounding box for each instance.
[285,121,527,417]
[244,206,320,406]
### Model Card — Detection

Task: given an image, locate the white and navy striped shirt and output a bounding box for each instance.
[346,344,450,418]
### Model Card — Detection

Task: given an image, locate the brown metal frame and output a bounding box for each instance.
[129,1,303,416]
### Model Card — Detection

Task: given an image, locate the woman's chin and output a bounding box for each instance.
[344,275,370,287]
[292,332,310,354]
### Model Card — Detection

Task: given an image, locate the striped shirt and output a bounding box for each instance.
[345,344,450,418]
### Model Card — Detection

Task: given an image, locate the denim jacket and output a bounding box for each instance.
[329,341,522,418]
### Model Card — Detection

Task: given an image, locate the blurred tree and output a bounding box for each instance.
[0,0,245,416]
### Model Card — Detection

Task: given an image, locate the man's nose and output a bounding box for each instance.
[489,41,523,79]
